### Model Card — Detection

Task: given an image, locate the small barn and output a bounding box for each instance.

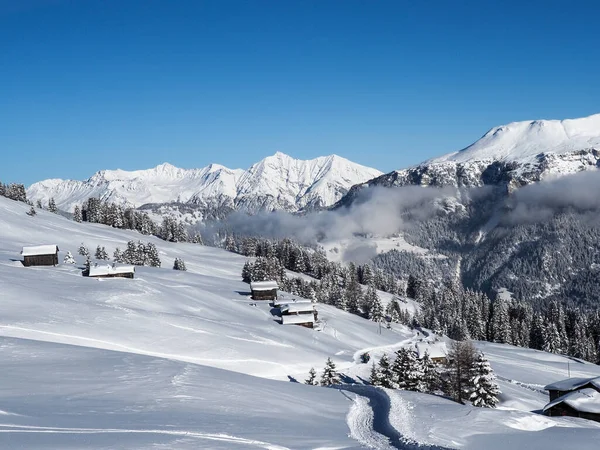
[250,280,278,301]
[21,245,59,267]
[545,377,600,402]
[543,388,600,422]
[87,264,136,279]
[279,302,316,328]
[415,341,448,364]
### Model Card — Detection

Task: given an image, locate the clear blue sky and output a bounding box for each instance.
[2,0,599,185]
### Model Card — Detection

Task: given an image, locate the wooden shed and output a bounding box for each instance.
[87,264,135,279]
[21,245,59,267]
[545,377,600,402]
[543,388,600,423]
[250,281,278,301]
[279,302,316,328]
[415,341,448,364]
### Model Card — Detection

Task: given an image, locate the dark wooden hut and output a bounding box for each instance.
[21,245,59,267]
[250,281,278,301]
[545,377,600,402]
[279,303,316,328]
[543,388,600,423]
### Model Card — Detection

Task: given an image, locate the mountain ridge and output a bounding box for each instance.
[27,152,382,213]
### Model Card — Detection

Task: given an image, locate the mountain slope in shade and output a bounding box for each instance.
[27,152,382,213]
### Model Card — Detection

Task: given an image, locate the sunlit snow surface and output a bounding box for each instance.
[1,196,600,448]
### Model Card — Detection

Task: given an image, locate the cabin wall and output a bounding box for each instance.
[23,254,58,267]
[251,289,277,300]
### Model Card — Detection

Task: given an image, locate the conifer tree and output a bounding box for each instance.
[370,353,396,388]
[63,251,76,264]
[78,244,89,257]
[320,358,340,386]
[48,197,58,213]
[26,206,37,216]
[36,199,43,209]
[95,246,109,261]
[469,353,501,408]
[305,367,317,386]
[73,205,82,222]
[173,257,187,271]
[113,247,124,263]
[421,351,440,393]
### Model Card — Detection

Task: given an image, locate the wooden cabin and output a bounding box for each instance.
[545,377,600,402]
[415,341,448,364]
[279,302,316,328]
[250,281,278,301]
[87,264,135,279]
[543,388,600,422]
[21,245,59,267]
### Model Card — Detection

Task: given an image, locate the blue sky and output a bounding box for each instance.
[2,0,599,185]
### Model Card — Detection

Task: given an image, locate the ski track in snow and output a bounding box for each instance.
[0,424,290,449]
[340,385,452,450]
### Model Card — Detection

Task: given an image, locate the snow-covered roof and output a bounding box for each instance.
[543,388,600,414]
[273,298,311,307]
[415,341,448,359]
[21,245,59,256]
[281,314,315,325]
[250,281,278,291]
[280,303,315,314]
[544,377,600,392]
[88,265,136,277]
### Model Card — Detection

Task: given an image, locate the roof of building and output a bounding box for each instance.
[415,341,448,359]
[21,245,59,256]
[250,281,279,291]
[544,377,600,392]
[280,303,315,314]
[281,314,315,325]
[543,388,600,414]
[273,298,312,307]
[88,264,136,277]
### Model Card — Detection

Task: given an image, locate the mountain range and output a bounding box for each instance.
[27,152,382,214]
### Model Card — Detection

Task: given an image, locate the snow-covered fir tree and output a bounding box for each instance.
[73,205,82,222]
[468,353,500,408]
[78,244,89,257]
[392,348,424,392]
[320,358,340,386]
[26,206,37,216]
[173,257,187,271]
[47,197,58,213]
[370,353,396,389]
[63,251,76,264]
[305,367,317,386]
[95,245,109,261]
[35,199,43,209]
[113,247,124,263]
[421,351,440,393]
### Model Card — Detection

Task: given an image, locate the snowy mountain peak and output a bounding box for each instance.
[431,113,600,164]
[27,153,382,214]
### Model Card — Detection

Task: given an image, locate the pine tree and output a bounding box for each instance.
[320,358,340,386]
[78,244,89,257]
[48,197,58,213]
[366,286,384,322]
[63,251,76,264]
[469,353,501,408]
[370,353,396,389]
[95,246,109,261]
[305,367,317,386]
[145,242,161,267]
[113,247,124,263]
[26,206,37,216]
[421,351,440,393]
[173,257,187,271]
[445,340,477,404]
[242,261,252,283]
[73,205,82,222]
[35,199,43,209]
[191,233,203,245]
[392,348,424,391]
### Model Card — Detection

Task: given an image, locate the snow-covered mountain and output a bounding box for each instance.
[27,152,382,213]
[338,113,600,206]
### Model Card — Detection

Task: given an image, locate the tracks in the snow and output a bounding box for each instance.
[340,385,452,450]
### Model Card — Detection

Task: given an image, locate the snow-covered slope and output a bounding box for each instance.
[431,113,600,164]
[27,152,382,213]
[3,195,600,448]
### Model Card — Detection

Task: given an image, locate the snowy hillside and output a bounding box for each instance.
[27,152,382,213]
[430,113,600,164]
[3,196,600,448]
